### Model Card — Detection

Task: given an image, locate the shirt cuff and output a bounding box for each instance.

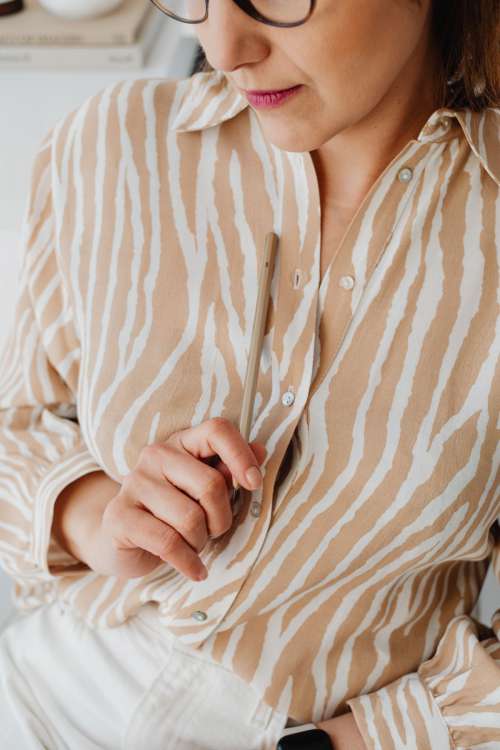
[346,672,453,750]
[31,443,104,577]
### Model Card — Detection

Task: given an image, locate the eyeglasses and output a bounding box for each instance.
[150,0,316,28]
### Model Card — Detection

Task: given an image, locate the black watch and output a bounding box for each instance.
[276,725,333,749]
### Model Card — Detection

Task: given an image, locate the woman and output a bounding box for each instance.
[0,0,498,747]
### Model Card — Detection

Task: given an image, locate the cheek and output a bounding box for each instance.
[311,1,424,95]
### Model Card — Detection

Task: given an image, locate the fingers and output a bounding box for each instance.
[139,445,233,538]
[107,501,208,581]
[126,470,209,552]
[250,440,267,465]
[215,440,267,490]
[108,420,270,583]
[169,418,264,492]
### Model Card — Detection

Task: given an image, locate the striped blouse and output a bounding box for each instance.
[0,69,499,749]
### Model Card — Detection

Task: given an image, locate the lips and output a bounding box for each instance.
[244,85,299,95]
[243,85,303,110]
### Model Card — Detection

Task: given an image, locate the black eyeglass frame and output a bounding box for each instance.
[150,0,316,28]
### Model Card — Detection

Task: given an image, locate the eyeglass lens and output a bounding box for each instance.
[153,0,311,25]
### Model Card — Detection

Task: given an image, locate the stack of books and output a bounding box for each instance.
[0,0,165,69]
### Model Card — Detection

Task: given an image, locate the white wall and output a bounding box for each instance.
[0,227,21,628]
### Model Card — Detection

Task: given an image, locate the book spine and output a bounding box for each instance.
[0,44,144,69]
[0,5,152,45]
[0,32,133,45]
[0,9,161,69]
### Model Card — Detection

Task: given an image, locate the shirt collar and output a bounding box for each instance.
[170,70,500,187]
[418,106,500,186]
[169,70,248,133]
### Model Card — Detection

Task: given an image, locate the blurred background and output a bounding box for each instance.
[0,0,498,629]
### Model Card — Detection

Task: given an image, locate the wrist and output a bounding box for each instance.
[316,712,366,750]
[52,470,120,566]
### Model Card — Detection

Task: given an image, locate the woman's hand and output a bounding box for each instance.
[83,418,266,581]
[316,711,366,749]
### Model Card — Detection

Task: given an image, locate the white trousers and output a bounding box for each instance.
[0,599,289,750]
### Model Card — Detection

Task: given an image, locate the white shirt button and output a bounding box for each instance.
[339,275,355,290]
[191,610,208,622]
[281,391,295,407]
[398,167,413,183]
[250,501,262,518]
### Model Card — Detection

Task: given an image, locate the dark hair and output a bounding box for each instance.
[432,0,500,110]
[194,0,500,112]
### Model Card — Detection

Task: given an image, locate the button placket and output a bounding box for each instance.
[160,154,322,649]
[304,143,423,398]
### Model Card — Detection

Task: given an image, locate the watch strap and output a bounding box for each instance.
[276,725,333,749]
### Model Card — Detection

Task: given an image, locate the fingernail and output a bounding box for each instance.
[245,466,262,489]
[197,566,208,581]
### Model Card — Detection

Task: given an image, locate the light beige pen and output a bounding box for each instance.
[231,231,279,514]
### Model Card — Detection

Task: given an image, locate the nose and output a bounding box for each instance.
[196,0,268,73]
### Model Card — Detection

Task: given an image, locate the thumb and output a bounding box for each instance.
[250,441,267,465]
[212,441,267,492]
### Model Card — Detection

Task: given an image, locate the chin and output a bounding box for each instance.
[256,120,325,154]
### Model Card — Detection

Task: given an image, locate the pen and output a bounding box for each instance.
[231,231,279,514]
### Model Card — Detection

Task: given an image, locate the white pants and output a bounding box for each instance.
[0,599,289,750]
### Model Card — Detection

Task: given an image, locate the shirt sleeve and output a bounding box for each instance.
[0,128,104,587]
[346,520,500,749]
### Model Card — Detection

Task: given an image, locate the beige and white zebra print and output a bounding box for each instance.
[0,69,499,748]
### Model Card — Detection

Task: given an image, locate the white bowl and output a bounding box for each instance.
[38,0,124,21]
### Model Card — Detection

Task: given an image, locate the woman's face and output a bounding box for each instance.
[194,0,439,153]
